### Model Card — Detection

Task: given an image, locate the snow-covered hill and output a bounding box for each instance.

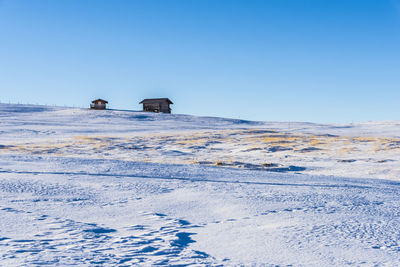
[0,104,399,266]
[1,104,399,180]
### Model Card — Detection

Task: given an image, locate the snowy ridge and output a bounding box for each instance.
[1,104,399,138]
[0,104,400,265]
[1,103,399,180]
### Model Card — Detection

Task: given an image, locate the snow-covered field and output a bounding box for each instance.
[0,104,399,266]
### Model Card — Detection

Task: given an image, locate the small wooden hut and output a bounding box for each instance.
[90,99,108,110]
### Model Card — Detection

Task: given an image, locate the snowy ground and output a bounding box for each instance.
[0,104,399,266]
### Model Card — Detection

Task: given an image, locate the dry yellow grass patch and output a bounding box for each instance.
[337,147,354,155]
[352,137,377,142]
[308,138,325,146]
[263,134,302,143]
[372,138,400,152]
[175,138,208,145]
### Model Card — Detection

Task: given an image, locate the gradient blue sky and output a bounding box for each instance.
[0,0,399,122]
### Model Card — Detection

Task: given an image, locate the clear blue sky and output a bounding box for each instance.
[0,0,399,123]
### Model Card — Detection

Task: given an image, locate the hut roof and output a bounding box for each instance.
[92,99,108,104]
[140,98,173,104]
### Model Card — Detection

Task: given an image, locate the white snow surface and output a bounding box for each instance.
[0,104,399,266]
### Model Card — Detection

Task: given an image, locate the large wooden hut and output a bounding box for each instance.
[140,98,173,113]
